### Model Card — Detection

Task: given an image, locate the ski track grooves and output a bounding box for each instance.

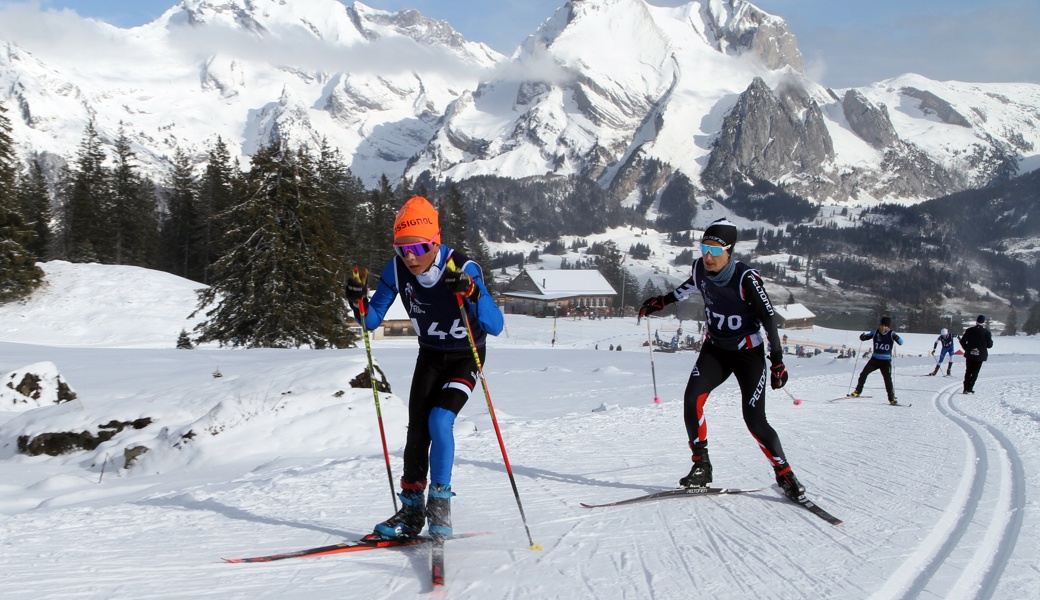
[877,383,1026,600]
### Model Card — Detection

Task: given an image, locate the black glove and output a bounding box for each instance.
[444,269,480,302]
[345,268,367,304]
[345,268,368,324]
[639,295,673,318]
[769,355,788,390]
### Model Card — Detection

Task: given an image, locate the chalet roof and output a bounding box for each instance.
[504,269,617,301]
[775,303,815,320]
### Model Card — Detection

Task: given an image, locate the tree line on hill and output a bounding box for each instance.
[3,98,1039,342]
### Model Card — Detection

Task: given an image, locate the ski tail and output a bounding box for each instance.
[431,537,445,587]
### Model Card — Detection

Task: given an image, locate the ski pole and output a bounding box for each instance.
[353,267,398,513]
[780,386,803,406]
[447,260,542,551]
[847,340,864,395]
[644,317,661,404]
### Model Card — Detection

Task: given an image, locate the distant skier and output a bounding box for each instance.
[345,196,503,540]
[929,328,956,376]
[959,315,993,394]
[638,218,806,500]
[850,316,904,404]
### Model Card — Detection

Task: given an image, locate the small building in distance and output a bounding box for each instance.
[775,303,815,330]
[500,269,617,316]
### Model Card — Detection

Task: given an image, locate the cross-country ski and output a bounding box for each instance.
[223,532,488,564]
[580,486,764,508]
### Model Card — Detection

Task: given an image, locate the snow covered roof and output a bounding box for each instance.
[503,269,617,300]
[775,303,815,320]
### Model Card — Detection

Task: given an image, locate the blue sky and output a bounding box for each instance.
[2,0,1038,88]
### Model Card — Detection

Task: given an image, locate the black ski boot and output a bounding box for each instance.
[427,484,455,539]
[946,365,952,376]
[374,488,426,539]
[679,443,712,488]
[775,465,805,500]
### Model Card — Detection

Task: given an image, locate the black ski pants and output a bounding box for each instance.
[400,346,484,487]
[682,341,789,469]
[856,357,895,400]
[963,359,984,393]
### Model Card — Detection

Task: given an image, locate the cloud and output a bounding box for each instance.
[0,1,140,64]
[0,1,491,80]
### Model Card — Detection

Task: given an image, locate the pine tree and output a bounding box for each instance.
[197,137,237,283]
[159,147,203,280]
[0,100,43,301]
[1023,302,1040,336]
[63,119,112,263]
[1003,305,1018,336]
[364,174,398,271]
[16,157,52,259]
[110,126,159,267]
[315,139,366,269]
[192,142,356,349]
[439,184,468,254]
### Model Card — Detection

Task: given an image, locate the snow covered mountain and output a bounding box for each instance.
[405,0,1040,204]
[0,0,501,184]
[2,0,1039,204]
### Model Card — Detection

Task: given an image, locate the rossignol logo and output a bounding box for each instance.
[394,217,434,234]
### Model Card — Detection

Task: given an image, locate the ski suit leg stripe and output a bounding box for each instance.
[683,345,729,445]
[735,346,788,468]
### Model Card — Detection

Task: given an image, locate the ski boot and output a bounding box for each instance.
[849,391,862,398]
[928,366,939,376]
[889,396,898,405]
[427,484,455,539]
[679,443,712,488]
[775,465,805,500]
[946,365,952,376]
[373,486,426,539]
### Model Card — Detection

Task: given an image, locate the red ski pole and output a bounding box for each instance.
[448,260,541,551]
[353,267,398,513]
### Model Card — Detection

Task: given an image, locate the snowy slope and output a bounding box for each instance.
[1,264,1038,599]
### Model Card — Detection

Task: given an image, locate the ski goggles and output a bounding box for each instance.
[393,234,440,258]
[700,243,731,257]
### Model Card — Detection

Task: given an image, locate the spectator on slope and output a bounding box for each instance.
[959,315,993,394]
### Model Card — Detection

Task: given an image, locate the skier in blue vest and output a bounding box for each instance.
[851,316,904,404]
[345,196,503,539]
[638,218,806,501]
[929,328,956,376]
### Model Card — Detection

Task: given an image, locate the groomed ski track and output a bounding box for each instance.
[1,346,1037,599]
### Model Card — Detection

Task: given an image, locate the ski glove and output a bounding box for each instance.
[769,356,788,390]
[444,269,480,302]
[345,268,368,303]
[639,294,675,318]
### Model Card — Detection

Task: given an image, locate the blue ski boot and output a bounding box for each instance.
[374,488,426,539]
[427,484,455,539]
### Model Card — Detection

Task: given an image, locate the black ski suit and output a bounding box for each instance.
[665,260,791,470]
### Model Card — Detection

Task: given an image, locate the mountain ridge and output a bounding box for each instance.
[1,0,1038,205]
